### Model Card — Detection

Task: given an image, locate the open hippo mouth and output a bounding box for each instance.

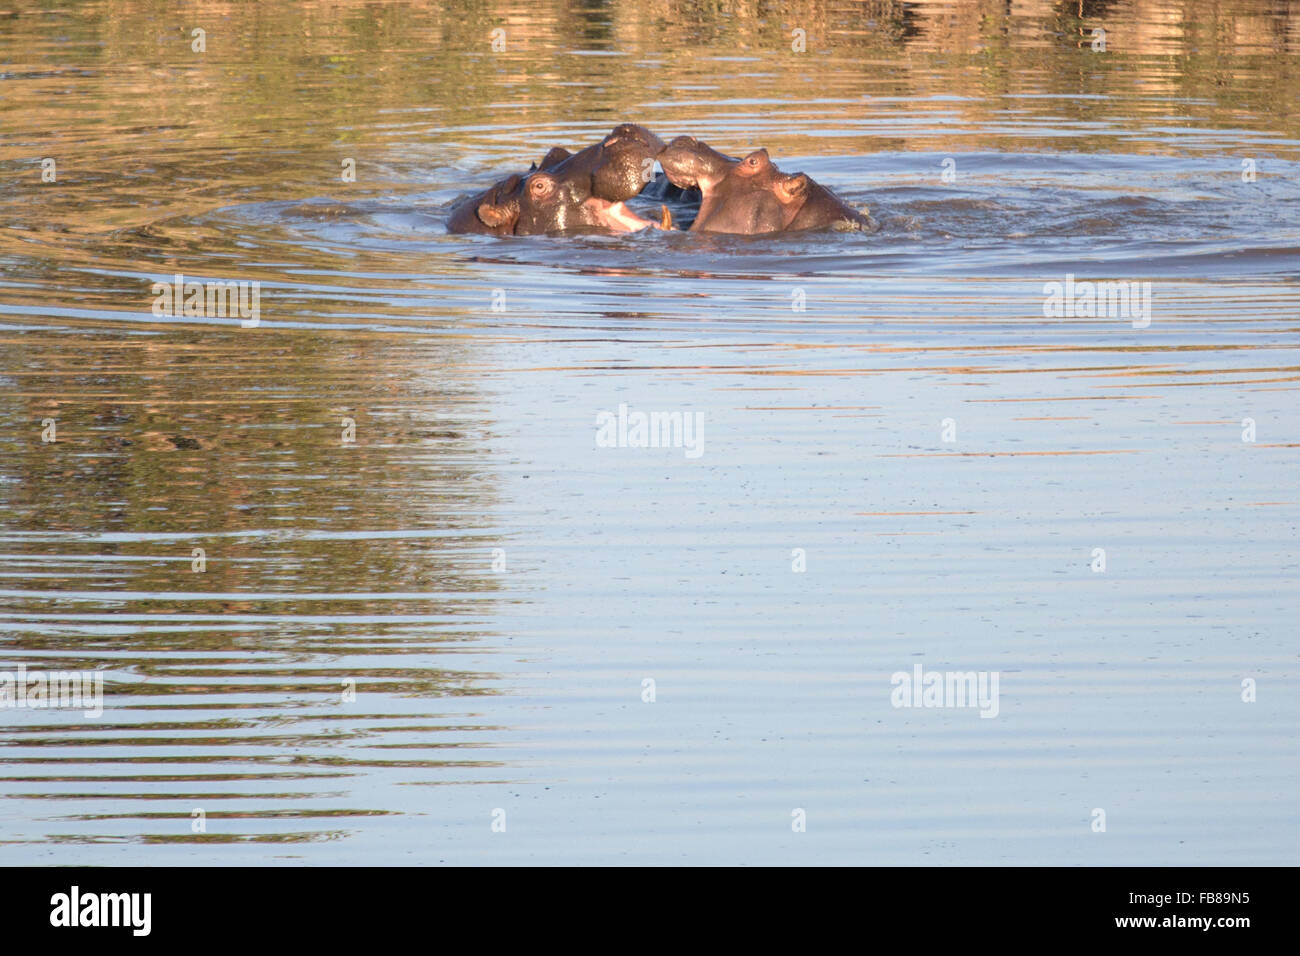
[585,197,671,233]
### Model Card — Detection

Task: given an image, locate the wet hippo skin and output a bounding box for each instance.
[775,167,871,231]
[533,146,573,171]
[445,172,526,236]
[542,123,666,203]
[690,148,791,234]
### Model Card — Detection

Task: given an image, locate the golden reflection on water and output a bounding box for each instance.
[0,0,1298,860]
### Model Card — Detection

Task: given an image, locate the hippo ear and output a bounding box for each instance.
[477,199,518,228]
[780,173,810,200]
[538,147,571,170]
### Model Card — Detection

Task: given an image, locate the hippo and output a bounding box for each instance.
[660,137,868,234]
[477,168,670,236]
[448,123,667,235]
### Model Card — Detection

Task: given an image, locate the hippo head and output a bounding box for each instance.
[478,169,668,235]
[659,135,737,192]
[684,148,792,234]
[582,123,666,202]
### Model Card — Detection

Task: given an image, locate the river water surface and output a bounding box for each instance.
[1,0,1298,865]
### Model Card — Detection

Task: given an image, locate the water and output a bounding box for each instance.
[1,0,1297,865]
